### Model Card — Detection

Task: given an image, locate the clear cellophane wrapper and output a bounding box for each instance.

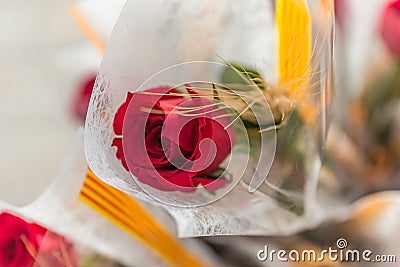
[85,0,341,237]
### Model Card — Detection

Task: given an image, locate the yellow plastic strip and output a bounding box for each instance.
[79,169,208,267]
[69,5,105,53]
[276,0,312,96]
[276,0,313,122]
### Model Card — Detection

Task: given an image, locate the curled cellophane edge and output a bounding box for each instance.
[0,130,226,267]
[0,131,169,266]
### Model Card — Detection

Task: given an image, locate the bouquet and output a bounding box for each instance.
[85,0,335,236]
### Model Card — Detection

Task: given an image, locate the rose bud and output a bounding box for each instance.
[381,0,400,59]
[112,87,235,192]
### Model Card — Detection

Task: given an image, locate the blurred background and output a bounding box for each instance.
[0,0,109,206]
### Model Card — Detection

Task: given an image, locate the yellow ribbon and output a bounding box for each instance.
[79,169,208,267]
[276,0,314,123]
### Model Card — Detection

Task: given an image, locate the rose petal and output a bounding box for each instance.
[112,138,128,170]
[134,166,196,192]
[197,118,233,175]
[381,0,400,58]
[113,92,134,136]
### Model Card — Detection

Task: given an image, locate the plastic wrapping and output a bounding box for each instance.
[85,0,335,236]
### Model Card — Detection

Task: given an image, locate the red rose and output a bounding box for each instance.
[0,213,77,267]
[72,74,96,123]
[112,87,235,192]
[36,231,77,267]
[0,213,44,267]
[381,0,400,59]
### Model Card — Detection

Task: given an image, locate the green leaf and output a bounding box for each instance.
[221,64,265,90]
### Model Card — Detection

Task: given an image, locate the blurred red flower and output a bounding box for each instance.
[335,0,346,26]
[0,213,77,267]
[72,74,96,124]
[381,0,400,59]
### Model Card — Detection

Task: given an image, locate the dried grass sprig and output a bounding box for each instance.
[126,0,330,132]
